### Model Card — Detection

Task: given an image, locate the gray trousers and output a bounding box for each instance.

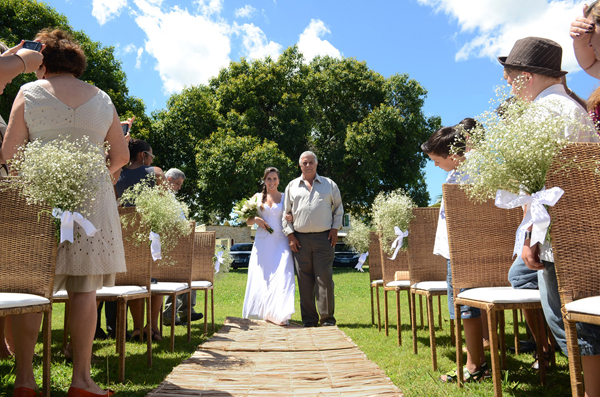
[163,291,197,319]
[293,231,335,325]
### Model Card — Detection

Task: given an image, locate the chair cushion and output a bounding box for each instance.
[96,285,147,297]
[457,287,540,304]
[151,282,189,293]
[371,279,383,286]
[412,281,448,292]
[565,296,600,317]
[53,290,68,299]
[191,280,213,288]
[386,280,411,288]
[0,293,50,309]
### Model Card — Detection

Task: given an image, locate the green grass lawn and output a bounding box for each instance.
[0,267,572,396]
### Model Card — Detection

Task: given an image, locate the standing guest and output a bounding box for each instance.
[115,139,165,342]
[242,167,296,326]
[283,151,343,327]
[502,35,600,394]
[162,168,203,326]
[1,28,129,397]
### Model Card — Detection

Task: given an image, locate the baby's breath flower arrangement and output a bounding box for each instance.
[344,216,372,254]
[120,176,192,265]
[213,246,232,282]
[453,83,594,201]
[5,135,109,217]
[371,188,415,256]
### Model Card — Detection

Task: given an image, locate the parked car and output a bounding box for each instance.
[333,242,360,267]
[230,243,254,269]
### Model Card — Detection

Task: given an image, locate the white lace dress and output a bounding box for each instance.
[21,80,127,292]
[242,193,295,324]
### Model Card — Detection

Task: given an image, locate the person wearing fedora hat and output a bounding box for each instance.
[502,35,600,393]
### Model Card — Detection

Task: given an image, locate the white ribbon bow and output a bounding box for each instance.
[494,187,564,258]
[389,226,409,260]
[149,231,162,261]
[52,209,99,244]
[215,251,224,273]
[355,252,369,272]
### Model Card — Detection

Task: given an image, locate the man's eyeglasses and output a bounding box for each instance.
[144,151,155,160]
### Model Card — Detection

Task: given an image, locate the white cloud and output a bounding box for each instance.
[194,0,223,16]
[235,5,256,18]
[123,44,137,54]
[417,0,583,72]
[92,0,128,25]
[133,0,231,94]
[236,23,282,60]
[297,19,341,62]
[135,47,144,68]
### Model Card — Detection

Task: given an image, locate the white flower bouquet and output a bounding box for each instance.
[3,135,110,242]
[120,176,192,265]
[233,195,273,233]
[371,188,415,256]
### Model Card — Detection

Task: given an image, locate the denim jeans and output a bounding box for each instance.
[508,256,539,289]
[540,261,600,356]
[447,259,481,320]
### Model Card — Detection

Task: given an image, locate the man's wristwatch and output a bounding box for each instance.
[524,230,532,240]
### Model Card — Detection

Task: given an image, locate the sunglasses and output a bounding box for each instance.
[144,151,155,160]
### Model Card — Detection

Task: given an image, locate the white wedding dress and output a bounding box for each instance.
[242,193,295,324]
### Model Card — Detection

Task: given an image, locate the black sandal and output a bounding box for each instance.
[143,328,163,342]
[128,328,141,342]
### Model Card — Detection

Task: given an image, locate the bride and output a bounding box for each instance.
[242,167,295,325]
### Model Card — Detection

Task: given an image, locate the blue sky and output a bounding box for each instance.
[43,0,600,203]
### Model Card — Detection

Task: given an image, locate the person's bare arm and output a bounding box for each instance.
[105,109,130,175]
[1,90,29,168]
[571,6,600,79]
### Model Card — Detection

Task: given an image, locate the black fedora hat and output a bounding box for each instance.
[498,37,567,77]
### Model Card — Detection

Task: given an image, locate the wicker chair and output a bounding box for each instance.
[379,233,412,346]
[546,143,600,397]
[369,232,383,331]
[0,185,57,397]
[153,221,195,352]
[191,231,216,335]
[443,183,547,396]
[407,207,451,371]
[54,207,154,383]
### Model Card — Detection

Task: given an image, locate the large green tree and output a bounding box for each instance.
[0,0,148,131]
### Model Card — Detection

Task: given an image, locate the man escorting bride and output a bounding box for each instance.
[242,167,296,325]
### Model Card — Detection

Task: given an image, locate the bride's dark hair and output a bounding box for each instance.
[260,167,281,210]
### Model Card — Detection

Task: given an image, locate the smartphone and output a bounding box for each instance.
[122,124,130,135]
[22,40,42,52]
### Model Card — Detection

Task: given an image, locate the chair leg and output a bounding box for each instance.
[187,292,192,342]
[63,301,69,350]
[211,288,215,332]
[42,310,51,397]
[499,310,507,370]
[437,295,442,330]
[117,299,126,383]
[384,289,389,337]
[204,289,208,335]
[396,289,401,346]
[411,292,418,355]
[487,309,502,397]
[159,297,163,337]
[146,296,152,368]
[407,289,412,329]
[427,294,437,371]
[376,286,381,332]
[513,309,520,355]
[170,295,176,352]
[565,316,584,397]
[450,319,455,346]
[370,285,375,326]
[419,295,424,330]
[455,303,463,389]
[533,309,547,386]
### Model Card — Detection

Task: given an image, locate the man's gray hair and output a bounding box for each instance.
[165,168,186,180]
[299,151,318,165]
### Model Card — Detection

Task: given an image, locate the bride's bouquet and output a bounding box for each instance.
[120,175,192,265]
[233,195,273,233]
[4,135,110,243]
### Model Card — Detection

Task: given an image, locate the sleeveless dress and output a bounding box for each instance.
[21,80,127,292]
[242,193,295,324]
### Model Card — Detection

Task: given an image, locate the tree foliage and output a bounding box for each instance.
[0,0,148,131]
[150,46,440,221]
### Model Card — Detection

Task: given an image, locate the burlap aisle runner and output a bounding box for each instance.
[147,317,403,396]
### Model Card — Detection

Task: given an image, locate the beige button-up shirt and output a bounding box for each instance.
[282,173,344,235]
